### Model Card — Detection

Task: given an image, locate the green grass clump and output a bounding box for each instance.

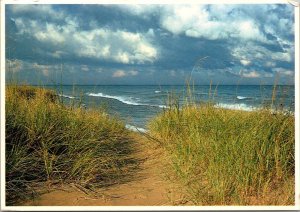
[6,85,137,205]
[149,103,294,205]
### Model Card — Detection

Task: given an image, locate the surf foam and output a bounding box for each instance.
[86,92,167,108]
[237,96,251,100]
[215,103,256,111]
[58,94,76,99]
[125,124,147,133]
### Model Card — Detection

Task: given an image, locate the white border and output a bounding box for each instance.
[0,0,6,210]
[0,0,299,211]
[294,3,300,210]
[1,206,299,211]
[0,0,292,4]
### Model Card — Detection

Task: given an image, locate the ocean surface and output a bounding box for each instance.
[44,85,295,131]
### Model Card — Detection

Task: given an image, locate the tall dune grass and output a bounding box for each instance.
[6,85,138,205]
[148,88,294,205]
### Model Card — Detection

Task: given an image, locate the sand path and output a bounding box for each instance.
[23,133,181,206]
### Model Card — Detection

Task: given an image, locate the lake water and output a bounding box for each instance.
[43,85,295,131]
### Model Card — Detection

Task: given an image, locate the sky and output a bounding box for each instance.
[5,4,295,85]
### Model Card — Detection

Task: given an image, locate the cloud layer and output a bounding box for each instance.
[5,4,295,85]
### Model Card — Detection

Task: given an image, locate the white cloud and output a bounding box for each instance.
[6,60,62,77]
[271,51,292,62]
[117,5,159,17]
[122,5,292,50]
[273,68,294,77]
[231,42,293,65]
[81,65,89,72]
[10,5,65,21]
[239,69,261,78]
[160,5,231,40]
[52,51,65,58]
[74,29,158,64]
[34,23,65,44]
[6,59,23,73]
[240,59,251,66]
[157,5,268,42]
[265,61,276,67]
[236,21,264,41]
[113,70,126,78]
[112,69,139,78]
[128,70,138,76]
[115,51,130,64]
[13,18,158,65]
[33,63,50,77]
[239,69,274,78]
[147,28,155,37]
[93,67,104,73]
[42,69,49,77]
[8,4,294,84]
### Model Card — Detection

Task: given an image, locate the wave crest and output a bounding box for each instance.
[125,124,147,133]
[86,92,167,108]
[216,103,256,111]
[58,94,76,99]
[237,96,251,100]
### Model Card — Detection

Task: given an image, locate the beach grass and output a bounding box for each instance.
[5,84,295,206]
[5,85,138,205]
[148,89,295,205]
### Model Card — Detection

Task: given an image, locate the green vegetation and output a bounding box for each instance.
[5,84,295,206]
[6,85,137,205]
[149,95,294,205]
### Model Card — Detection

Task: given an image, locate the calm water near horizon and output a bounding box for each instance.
[41,85,295,130]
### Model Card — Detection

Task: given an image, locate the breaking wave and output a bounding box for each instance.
[215,103,257,111]
[237,96,252,100]
[86,92,167,108]
[58,94,76,99]
[125,124,147,133]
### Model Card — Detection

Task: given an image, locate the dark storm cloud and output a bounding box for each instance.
[5,4,295,85]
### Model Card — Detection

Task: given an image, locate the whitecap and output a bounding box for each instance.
[215,103,256,111]
[237,96,251,100]
[155,90,161,93]
[86,92,168,109]
[125,124,147,133]
[58,94,76,99]
[157,105,168,109]
[87,92,142,105]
